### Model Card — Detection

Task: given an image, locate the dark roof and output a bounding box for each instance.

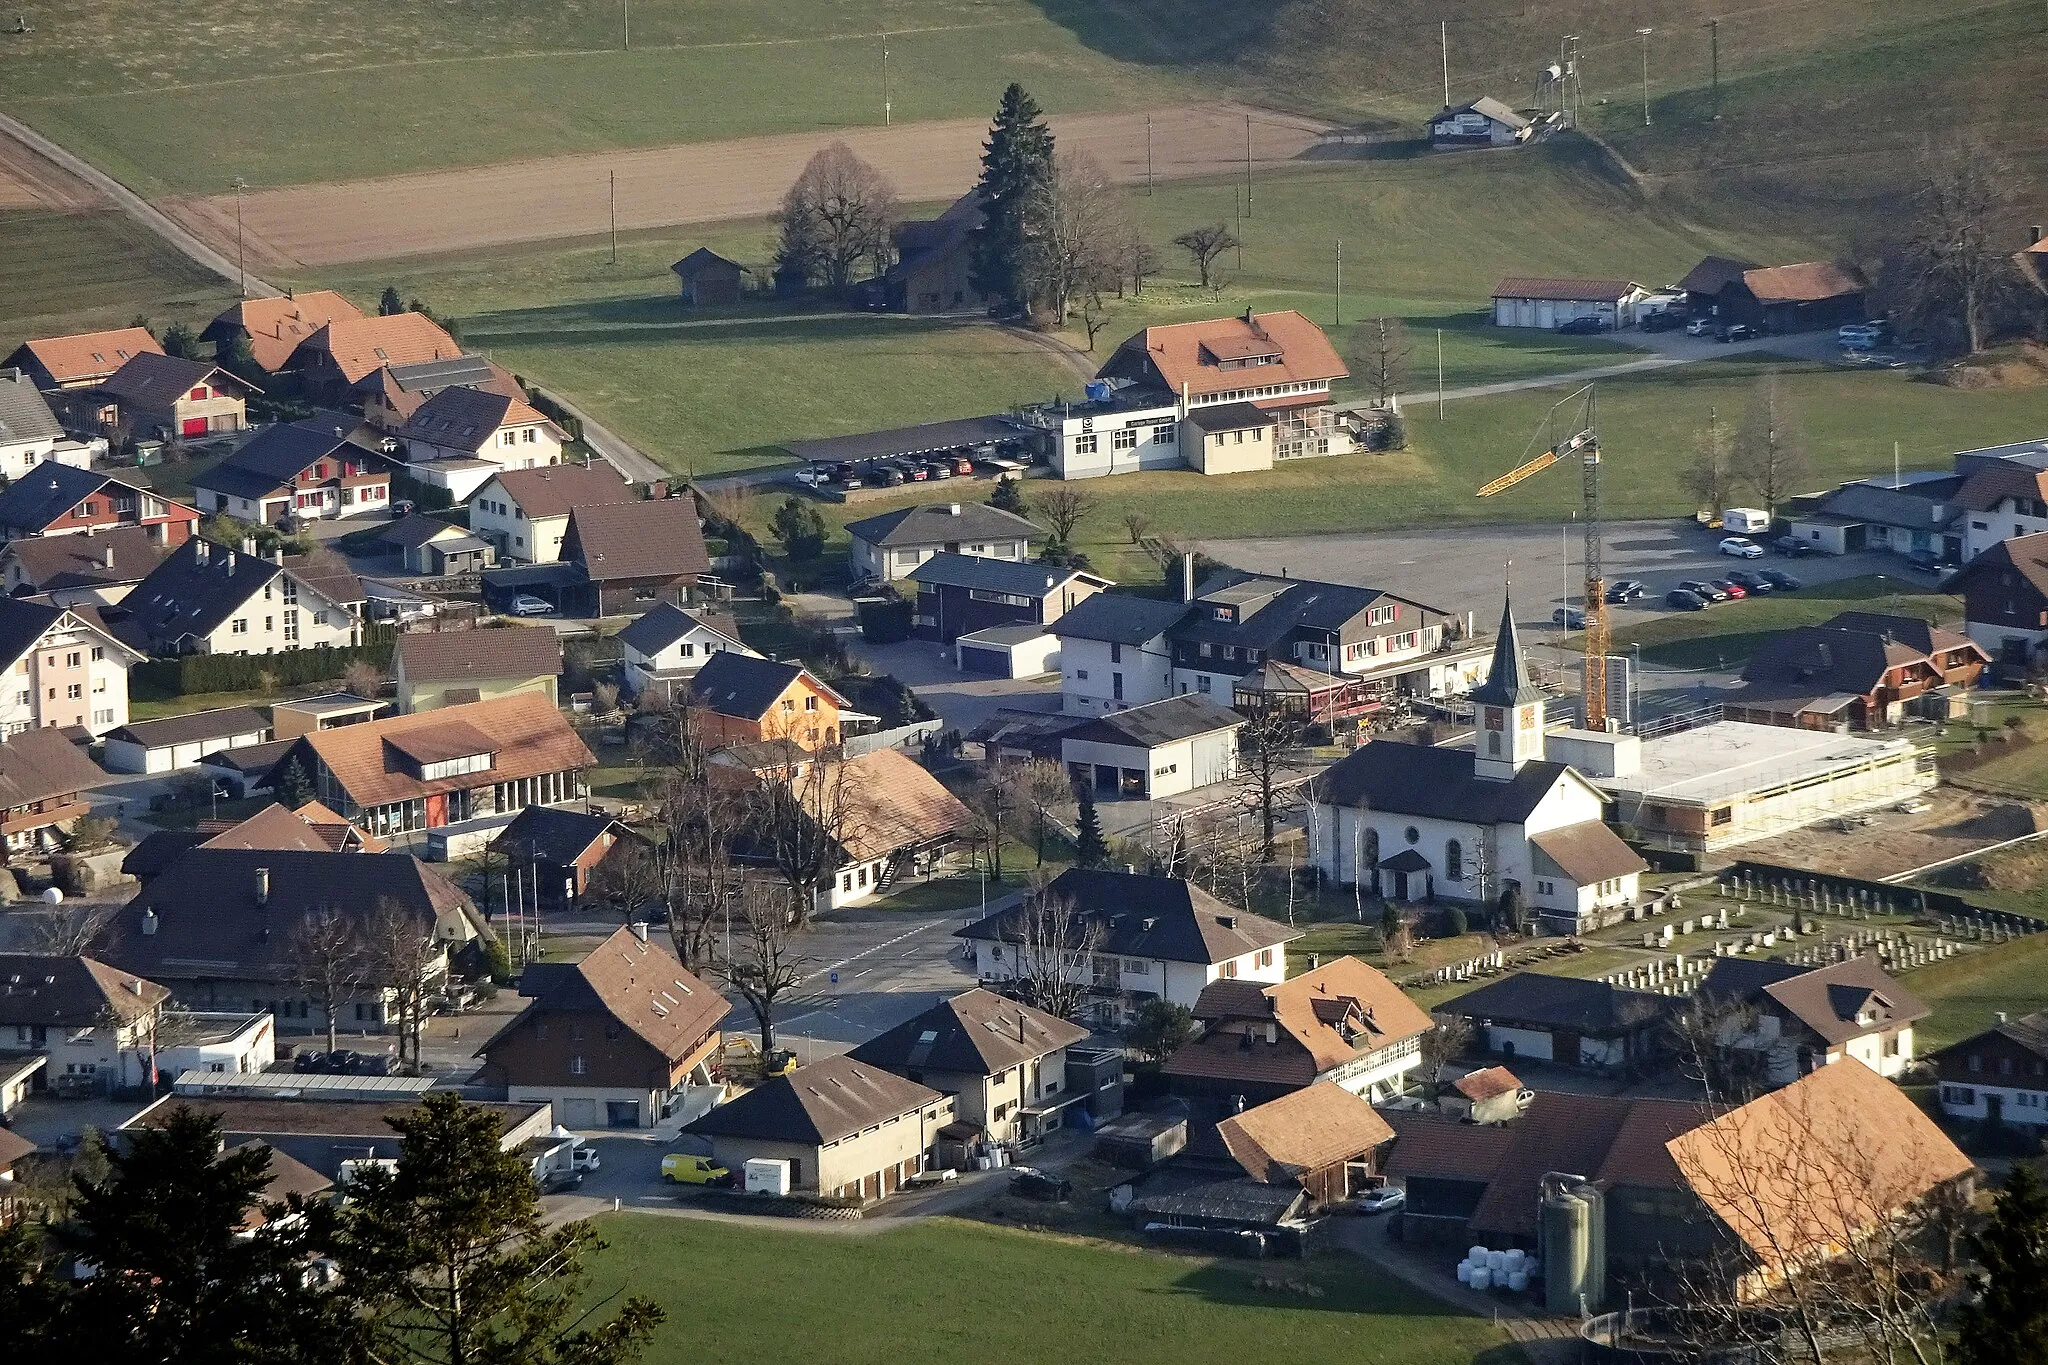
[485,464,639,518]
[490,805,630,866]
[105,706,272,751]
[564,498,709,582]
[0,725,112,808]
[1,525,168,591]
[1049,592,1189,646]
[380,354,501,392]
[1124,1169,1307,1226]
[1441,972,1672,1034]
[1930,1010,2048,1063]
[0,370,63,444]
[614,602,743,657]
[196,736,297,777]
[1183,402,1276,434]
[112,539,361,651]
[781,415,1027,465]
[1679,255,1762,294]
[1468,593,1543,708]
[671,247,742,278]
[1380,1110,1517,1182]
[381,513,471,550]
[957,869,1297,965]
[0,597,102,670]
[904,552,1091,597]
[99,353,246,409]
[1173,569,1442,657]
[0,463,164,537]
[194,422,373,497]
[683,1053,942,1146]
[1440,96,1530,129]
[121,829,207,880]
[1491,277,1641,302]
[849,988,1088,1078]
[1061,694,1244,748]
[1809,478,1960,531]
[0,953,168,1027]
[1309,741,1574,824]
[688,651,809,722]
[1943,530,2048,600]
[395,626,560,684]
[1704,955,1928,1045]
[396,385,559,453]
[100,848,481,984]
[1469,1092,1708,1239]
[1819,610,1978,659]
[1741,625,1924,697]
[844,500,1044,548]
[887,193,982,285]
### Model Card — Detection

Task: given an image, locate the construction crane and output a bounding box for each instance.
[1475,385,1610,729]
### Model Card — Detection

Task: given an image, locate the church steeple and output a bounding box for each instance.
[1471,588,1544,780]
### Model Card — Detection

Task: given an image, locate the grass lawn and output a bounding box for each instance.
[0,208,238,350]
[584,1212,1508,1365]
[1902,934,2048,1053]
[1598,575,1963,670]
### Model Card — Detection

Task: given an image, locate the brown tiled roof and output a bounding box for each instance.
[1740,260,1867,305]
[296,313,461,385]
[293,692,592,809]
[489,925,728,1065]
[1468,1093,1640,1238]
[395,624,561,684]
[684,1053,943,1146]
[197,802,338,855]
[565,498,709,582]
[0,1126,35,1171]
[395,385,562,453]
[1668,1060,1972,1273]
[1954,464,2048,514]
[1491,277,1640,301]
[288,799,387,852]
[1,524,168,592]
[1217,1082,1394,1185]
[848,987,1087,1077]
[98,354,250,409]
[487,464,639,519]
[215,292,365,372]
[1167,956,1431,1087]
[0,953,168,1027]
[1528,821,1649,886]
[833,748,973,863]
[1380,1111,1516,1182]
[1948,529,2048,600]
[0,725,111,809]
[1452,1065,1522,1103]
[11,327,163,384]
[1103,310,1346,400]
[1759,957,1929,1045]
[232,1141,335,1227]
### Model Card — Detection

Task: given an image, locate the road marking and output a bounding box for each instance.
[798,917,948,984]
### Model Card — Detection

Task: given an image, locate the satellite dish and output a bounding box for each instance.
[42,886,64,905]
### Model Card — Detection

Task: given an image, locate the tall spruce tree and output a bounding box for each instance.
[970,83,1055,314]
[1958,1165,2048,1365]
[1073,780,1107,868]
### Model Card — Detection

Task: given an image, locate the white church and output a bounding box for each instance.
[1305,593,1648,934]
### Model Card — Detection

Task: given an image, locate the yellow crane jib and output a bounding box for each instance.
[1475,449,1558,498]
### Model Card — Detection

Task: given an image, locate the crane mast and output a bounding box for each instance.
[1475,386,1609,730]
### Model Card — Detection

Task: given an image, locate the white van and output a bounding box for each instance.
[1721,507,1770,535]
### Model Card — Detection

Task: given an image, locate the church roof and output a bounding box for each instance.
[1309,741,1571,824]
[1469,593,1543,709]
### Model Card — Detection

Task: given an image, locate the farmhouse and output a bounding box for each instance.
[849,988,1091,1147]
[0,463,200,545]
[906,552,1107,644]
[395,385,566,500]
[1490,277,1646,330]
[1726,611,1986,730]
[393,624,560,713]
[1060,693,1243,801]
[0,369,84,478]
[111,536,363,655]
[4,326,163,390]
[190,420,391,524]
[66,353,253,444]
[845,500,1043,584]
[1944,530,2048,665]
[1678,255,1867,332]
[1933,1010,2048,1129]
[884,193,989,314]
[670,248,745,306]
[615,601,754,702]
[1699,956,1927,1084]
[0,595,145,737]
[1427,97,1532,149]
[203,291,365,374]
[0,525,169,607]
[0,726,112,859]
[287,312,463,403]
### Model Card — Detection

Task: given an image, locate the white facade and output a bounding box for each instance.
[196,572,360,656]
[1491,287,1646,330]
[0,611,142,737]
[620,623,756,697]
[155,1012,276,1084]
[1962,497,2048,561]
[406,419,561,473]
[0,435,92,480]
[1063,726,1239,801]
[1725,1012,1915,1086]
[852,533,1031,584]
[1042,378,1353,481]
[103,718,273,775]
[1059,633,1175,714]
[469,477,572,564]
[955,630,1060,678]
[1941,1080,2048,1127]
[968,939,1283,1014]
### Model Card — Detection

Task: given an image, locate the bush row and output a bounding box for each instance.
[133,631,395,698]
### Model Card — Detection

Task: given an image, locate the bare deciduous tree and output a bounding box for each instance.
[1173,222,1238,290]
[363,900,442,1072]
[1234,707,1300,863]
[1731,375,1809,518]
[1031,486,1097,544]
[634,704,748,968]
[714,882,811,1055]
[284,907,368,1056]
[32,900,119,956]
[775,141,898,291]
[1007,882,1102,1022]
[342,659,385,700]
[1894,136,2020,354]
[1681,405,1737,515]
[1667,990,1770,1104]
[1349,317,1410,407]
[1416,1014,1474,1095]
[1121,228,1163,298]
[1023,148,1126,325]
[1120,510,1153,545]
[1020,757,1074,865]
[751,748,869,925]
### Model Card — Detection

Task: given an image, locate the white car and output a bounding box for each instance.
[569,1145,600,1172]
[1685,317,1714,337]
[1896,798,1933,815]
[508,594,554,617]
[1719,537,1764,559]
[1353,1187,1406,1215]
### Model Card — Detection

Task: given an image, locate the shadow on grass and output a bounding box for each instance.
[1168,1258,1498,1324]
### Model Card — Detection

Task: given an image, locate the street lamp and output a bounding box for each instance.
[1635,28,1654,127]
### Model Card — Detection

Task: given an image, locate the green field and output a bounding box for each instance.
[1903,934,2048,1053]
[583,1213,1509,1365]
[1598,575,1963,670]
[0,208,239,349]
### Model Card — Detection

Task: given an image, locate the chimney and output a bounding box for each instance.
[195,541,209,565]
[141,907,158,936]
[2034,225,2046,245]
[103,545,115,570]
[226,551,236,573]
[1180,551,1195,603]
[1998,1011,2010,1024]
[272,548,284,565]
[255,866,270,907]
[242,536,257,556]
[127,978,144,997]
[1230,1093,1246,1115]
[1307,953,1319,971]
[632,921,648,944]
[1264,1021,1277,1045]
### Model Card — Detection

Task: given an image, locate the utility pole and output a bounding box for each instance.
[1436,329,1444,420]
[1334,237,1342,328]
[1636,28,1653,126]
[882,34,891,127]
[1440,20,1450,108]
[229,175,248,297]
[1704,18,1720,117]
[1145,114,1152,194]
[623,0,630,50]
[1234,185,1243,271]
[609,169,618,265]
[1244,114,1254,217]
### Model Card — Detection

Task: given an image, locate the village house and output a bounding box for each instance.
[845,500,1043,583]
[0,525,169,607]
[1059,693,1244,801]
[1213,1082,1395,1207]
[190,419,391,524]
[1427,97,1533,149]
[0,595,145,736]
[883,194,988,314]
[1942,530,2048,668]
[0,463,200,545]
[906,553,1108,644]
[688,651,855,752]
[4,327,163,391]
[100,846,485,1028]
[1306,594,1644,922]
[1439,1065,1528,1124]
[265,691,594,838]
[670,248,745,307]
[0,726,112,861]
[121,800,388,882]
[110,537,362,656]
[487,805,642,907]
[1933,1010,2048,1129]
[959,869,1299,1027]
[1164,955,1434,1106]
[393,624,561,714]
[483,496,709,617]
[62,353,254,446]
[1784,472,1962,562]
[394,385,567,501]
[380,513,496,578]
[1678,255,1869,332]
[800,748,970,910]
[849,988,1091,1147]
[355,354,526,433]
[615,601,754,703]
[1700,956,1928,1085]
[1953,461,2048,561]
[477,924,726,1129]
[682,1053,954,1202]
[202,291,365,375]
[0,954,170,1102]
[285,312,463,404]
[0,368,87,479]
[1440,972,1671,1071]
[1490,277,1647,330]
[1726,610,1987,730]
[467,463,639,565]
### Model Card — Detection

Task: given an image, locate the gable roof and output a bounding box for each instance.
[0,369,64,445]
[887,193,982,285]
[1100,310,1346,400]
[1442,972,1672,1034]
[1944,529,2048,600]
[1218,1082,1394,1184]
[484,463,639,519]
[1529,821,1650,886]
[1443,96,1530,128]
[294,313,462,385]
[1742,625,1938,697]
[1491,277,1640,301]
[683,1053,942,1145]
[489,925,726,1064]
[1061,693,1245,749]
[1,524,168,592]
[210,292,365,372]
[1177,569,1440,655]
[198,422,374,498]
[285,692,593,809]
[357,355,523,423]
[671,247,742,278]
[1469,1092,1709,1239]
[1452,1065,1523,1103]
[113,539,361,651]
[395,625,561,684]
[1679,255,1762,294]
[958,868,1298,965]
[564,498,709,582]
[188,801,339,855]
[614,601,745,657]
[98,353,251,409]
[1809,475,1960,531]
[689,651,828,722]
[7,327,163,385]
[1818,610,1979,659]
[0,596,139,671]
[0,953,168,1027]
[1049,592,1190,645]
[0,726,110,809]
[0,462,184,538]
[1740,260,1867,305]
[1704,955,1928,1045]
[1177,955,1432,1072]
[1930,1009,2048,1063]
[105,706,272,751]
[844,500,1044,549]
[490,804,631,866]
[396,384,560,453]
[830,747,974,863]
[1380,1110,1517,1182]
[1953,462,2048,515]
[849,987,1087,1078]
[904,551,1095,597]
[1309,740,1577,825]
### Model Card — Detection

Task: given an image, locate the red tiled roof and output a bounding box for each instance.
[297,313,461,384]
[217,291,365,372]
[1103,310,1346,400]
[13,327,163,384]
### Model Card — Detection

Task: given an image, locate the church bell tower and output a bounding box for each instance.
[1468,590,1544,782]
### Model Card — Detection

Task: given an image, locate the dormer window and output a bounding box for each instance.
[419,750,493,781]
[1211,606,1232,622]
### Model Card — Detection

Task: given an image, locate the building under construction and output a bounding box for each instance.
[1546,719,1935,857]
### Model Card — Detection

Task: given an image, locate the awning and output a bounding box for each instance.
[1378,848,1432,873]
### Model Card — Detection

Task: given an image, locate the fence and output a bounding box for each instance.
[844,720,944,757]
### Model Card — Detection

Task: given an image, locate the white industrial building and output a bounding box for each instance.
[1490,277,1648,330]
[1061,694,1244,801]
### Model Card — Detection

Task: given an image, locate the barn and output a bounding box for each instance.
[1491,278,1647,330]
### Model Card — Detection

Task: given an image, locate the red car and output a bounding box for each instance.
[1711,579,1747,599]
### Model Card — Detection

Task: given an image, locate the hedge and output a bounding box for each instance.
[133,630,396,698]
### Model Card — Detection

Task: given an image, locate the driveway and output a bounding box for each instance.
[846,635,1063,734]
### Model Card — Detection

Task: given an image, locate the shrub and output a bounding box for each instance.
[858,597,914,644]
[131,629,395,698]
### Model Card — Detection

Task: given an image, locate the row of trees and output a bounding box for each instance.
[3,1094,661,1364]
[1681,375,1809,519]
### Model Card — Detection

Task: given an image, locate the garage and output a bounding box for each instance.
[1490,277,1647,330]
[1058,694,1244,801]
[557,1097,599,1129]
[955,623,1061,678]
[101,706,275,775]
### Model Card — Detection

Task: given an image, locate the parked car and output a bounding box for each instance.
[1711,579,1747,599]
[874,463,906,487]
[1665,588,1708,611]
[569,1145,600,1173]
[952,454,977,475]
[507,594,553,617]
[1716,323,1759,343]
[1759,569,1803,591]
[1770,535,1815,557]
[1552,606,1587,629]
[1639,310,1682,333]
[1678,579,1728,602]
[1726,569,1774,594]
[660,1153,731,1186]
[1352,1186,1407,1215]
[1557,316,1610,335]
[1719,536,1764,559]
[538,1167,584,1195]
[836,467,865,490]
[391,499,416,516]
[1008,1167,1073,1203]
[922,459,952,480]
[1604,580,1647,604]
[1838,321,1890,349]
[1906,550,1947,576]
[1685,316,1715,337]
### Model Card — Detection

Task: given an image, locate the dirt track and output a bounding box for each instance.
[0,131,103,211]
[161,103,1333,269]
